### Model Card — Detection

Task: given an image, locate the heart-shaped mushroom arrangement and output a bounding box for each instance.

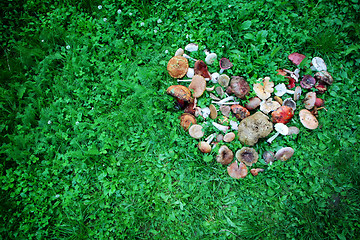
[166,46,332,179]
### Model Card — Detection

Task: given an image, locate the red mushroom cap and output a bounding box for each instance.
[271,106,294,124]
[288,52,306,66]
[231,104,250,120]
[194,60,211,79]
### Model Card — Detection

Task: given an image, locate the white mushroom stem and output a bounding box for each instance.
[275,83,295,97]
[212,101,239,105]
[219,69,225,74]
[267,132,280,144]
[177,78,210,82]
[206,86,215,91]
[183,54,197,62]
[283,68,300,82]
[212,122,229,133]
[205,133,216,143]
[213,96,235,104]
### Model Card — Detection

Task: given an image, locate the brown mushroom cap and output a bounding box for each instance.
[263,151,275,164]
[198,142,211,153]
[245,97,261,110]
[216,145,234,165]
[314,71,333,85]
[250,168,265,176]
[223,132,236,142]
[166,85,193,103]
[179,113,196,131]
[220,105,231,117]
[167,56,189,78]
[194,60,211,79]
[227,161,248,179]
[236,147,259,166]
[209,104,217,119]
[293,86,302,101]
[189,75,206,98]
[229,76,250,99]
[287,126,300,135]
[188,124,204,139]
[275,147,294,161]
[299,109,319,129]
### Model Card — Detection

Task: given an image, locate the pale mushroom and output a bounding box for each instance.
[204,49,217,65]
[287,126,300,135]
[236,147,259,167]
[212,122,229,133]
[260,98,281,115]
[267,123,289,144]
[218,74,230,87]
[211,72,220,84]
[223,132,235,142]
[283,98,296,111]
[311,57,327,72]
[209,104,218,119]
[186,68,194,78]
[174,48,184,56]
[299,109,318,130]
[227,161,248,179]
[185,43,198,52]
[198,133,216,153]
[189,75,206,98]
[275,83,295,97]
[275,147,294,161]
[229,120,239,131]
[188,124,204,139]
[304,92,316,109]
[263,151,275,164]
[215,86,225,98]
[220,105,231,117]
[253,77,274,100]
[293,86,302,101]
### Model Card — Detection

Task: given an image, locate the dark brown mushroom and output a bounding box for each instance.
[228,76,250,99]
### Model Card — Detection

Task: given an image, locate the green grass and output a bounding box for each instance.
[0,0,360,239]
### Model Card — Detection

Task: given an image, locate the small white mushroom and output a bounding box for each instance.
[293,86,302,101]
[212,122,229,133]
[185,43,198,52]
[229,120,239,131]
[283,68,300,82]
[211,72,220,84]
[218,74,230,87]
[204,49,217,65]
[201,107,211,118]
[174,48,184,56]
[186,68,194,78]
[267,123,289,144]
[183,53,197,62]
[212,96,238,105]
[275,83,295,97]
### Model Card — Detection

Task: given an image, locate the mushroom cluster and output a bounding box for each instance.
[166,47,333,179]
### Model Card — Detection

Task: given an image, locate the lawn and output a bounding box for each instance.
[0,0,359,239]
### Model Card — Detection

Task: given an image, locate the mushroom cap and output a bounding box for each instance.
[304,92,316,109]
[236,147,259,166]
[293,86,302,101]
[253,77,275,100]
[227,161,248,179]
[219,105,231,117]
[299,109,318,129]
[283,98,296,111]
[229,76,250,99]
[216,145,234,165]
[218,74,230,87]
[311,57,327,72]
[274,123,289,135]
[238,112,273,146]
[245,97,261,110]
[174,48,184,56]
[215,86,225,98]
[186,68,194,78]
[315,98,325,107]
[185,43,198,52]
[194,60,211,79]
[263,151,275,164]
[179,113,196,131]
[211,72,220,84]
[188,124,204,139]
[223,132,236,142]
[205,53,217,65]
[260,98,281,115]
[274,83,288,97]
[250,168,265,176]
[166,85,193,102]
[167,56,189,78]
[271,106,294,124]
[314,71,333,85]
[275,147,294,161]
[288,52,306,66]
[209,104,218,119]
[287,126,300,135]
[219,58,233,70]
[300,75,316,89]
[274,96,283,105]
[231,104,250,120]
[189,75,206,98]
[315,82,327,94]
[198,141,211,153]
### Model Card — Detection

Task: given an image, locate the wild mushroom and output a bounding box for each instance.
[263,151,275,164]
[227,161,248,179]
[314,71,333,85]
[231,104,250,120]
[244,97,261,110]
[260,98,281,115]
[167,56,189,78]
[315,82,327,94]
[220,105,231,117]
[238,112,273,146]
[211,73,220,84]
[236,147,259,166]
[209,104,218,119]
[223,132,236,142]
[286,76,296,89]
[274,96,283,105]
[219,58,233,74]
[198,133,216,153]
[288,52,306,66]
[287,126,300,135]
[315,98,325,107]
[194,60,211,79]
[189,75,206,98]
[183,54,197,62]
[174,48,184,56]
[216,145,234,165]
[250,168,265,176]
[166,85,193,103]
[212,96,238,105]
[228,76,250,99]
[293,86,302,101]
[212,122,229,133]
[216,134,224,142]
[186,68,194,78]
[267,123,289,144]
[311,57,327,72]
[275,147,294,161]
[188,124,204,139]
[299,109,318,129]
[179,113,196,131]
[283,68,300,82]
[274,83,295,97]
[303,92,316,109]
[300,75,316,89]
[229,120,238,131]
[204,49,217,65]
[185,43,198,52]
[271,106,294,124]
[253,77,274,100]
[215,86,225,98]
[283,98,296,111]
[218,74,230,87]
